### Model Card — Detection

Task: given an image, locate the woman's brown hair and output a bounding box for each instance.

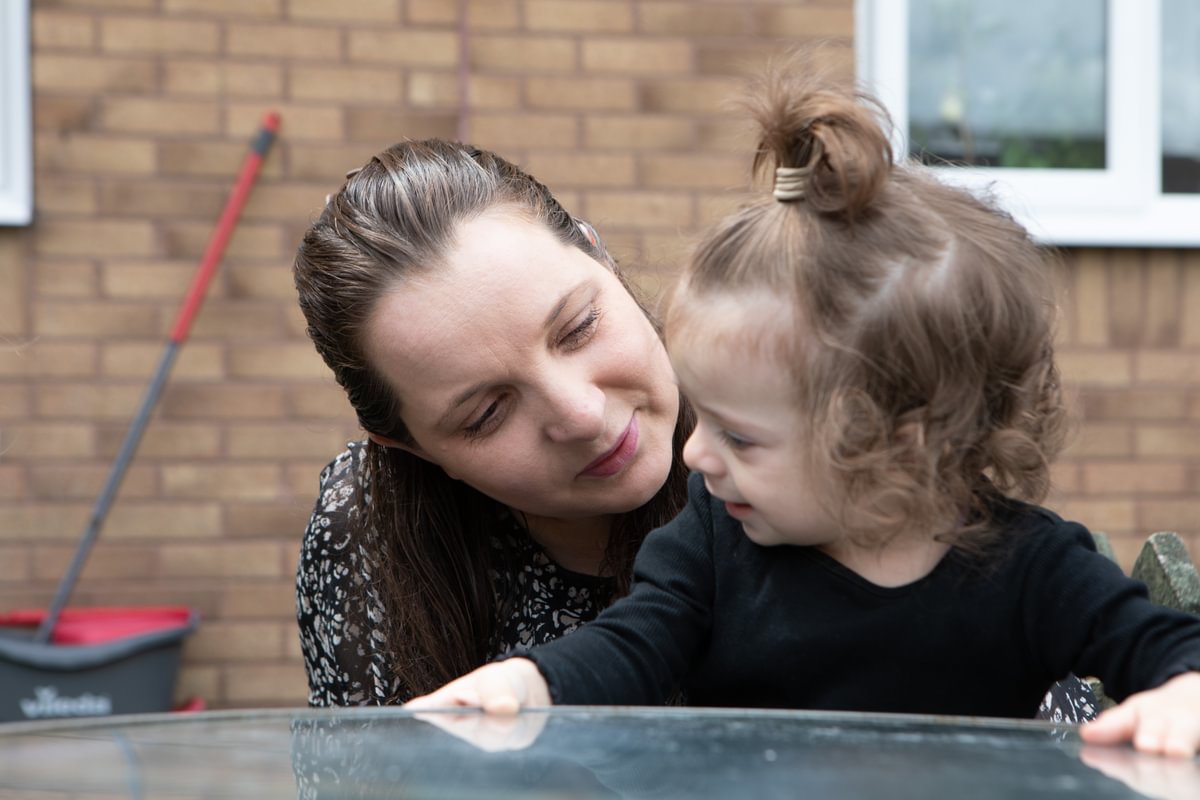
[669,54,1067,548]
[294,140,693,699]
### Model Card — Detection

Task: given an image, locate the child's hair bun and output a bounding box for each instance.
[745,52,894,221]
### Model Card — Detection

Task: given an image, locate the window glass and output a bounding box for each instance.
[1162,0,1200,193]
[907,0,1107,169]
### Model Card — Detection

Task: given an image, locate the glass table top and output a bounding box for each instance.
[0,706,1196,799]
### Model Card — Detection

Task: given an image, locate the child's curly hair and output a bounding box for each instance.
[669,50,1068,550]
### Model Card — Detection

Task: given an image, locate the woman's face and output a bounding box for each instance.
[364,210,680,525]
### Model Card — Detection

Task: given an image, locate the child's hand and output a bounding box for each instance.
[404,658,551,715]
[1080,671,1200,757]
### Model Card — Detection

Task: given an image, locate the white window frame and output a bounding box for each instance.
[0,1,32,226]
[857,0,1200,247]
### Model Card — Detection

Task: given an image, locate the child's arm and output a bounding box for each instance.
[1080,671,1200,757]
[405,657,550,714]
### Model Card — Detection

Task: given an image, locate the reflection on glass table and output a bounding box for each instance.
[1,706,1198,799]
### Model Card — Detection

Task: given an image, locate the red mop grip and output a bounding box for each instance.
[169,110,281,344]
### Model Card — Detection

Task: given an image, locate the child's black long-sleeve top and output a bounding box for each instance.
[525,473,1200,717]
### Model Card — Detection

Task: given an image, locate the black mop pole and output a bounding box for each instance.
[34,111,281,644]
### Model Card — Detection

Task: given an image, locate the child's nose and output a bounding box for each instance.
[683,425,724,476]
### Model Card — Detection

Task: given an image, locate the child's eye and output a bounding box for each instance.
[560,307,602,349]
[464,398,505,439]
[718,429,754,450]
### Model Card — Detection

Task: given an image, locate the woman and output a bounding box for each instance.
[292,140,693,705]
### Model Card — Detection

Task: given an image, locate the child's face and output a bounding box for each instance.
[668,295,841,548]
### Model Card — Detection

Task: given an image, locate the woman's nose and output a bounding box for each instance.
[683,423,724,476]
[543,381,606,443]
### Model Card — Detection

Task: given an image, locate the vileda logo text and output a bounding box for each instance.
[18,686,112,718]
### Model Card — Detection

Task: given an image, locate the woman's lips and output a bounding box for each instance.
[579,415,639,478]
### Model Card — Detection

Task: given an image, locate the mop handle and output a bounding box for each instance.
[34,112,281,645]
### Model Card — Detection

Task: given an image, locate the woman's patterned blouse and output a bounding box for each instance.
[296,441,617,706]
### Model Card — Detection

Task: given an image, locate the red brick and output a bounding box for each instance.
[224,262,307,299]
[1083,461,1189,494]
[163,0,282,17]
[225,503,315,539]
[465,0,519,30]
[584,115,696,150]
[754,6,854,38]
[35,383,144,419]
[228,343,333,380]
[289,65,403,103]
[28,463,158,500]
[227,104,342,142]
[159,542,285,578]
[0,343,97,379]
[523,152,636,189]
[226,424,360,459]
[34,220,157,258]
[184,620,286,661]
[582,38,693,74]
[286,144,385,181]
[406,0,460,23]
[469,36,577,72]
[0,237,26,337]
[102,343,224,381]
[586,191,693,230]
[471,113,578,149]
[103,503,223,540]
[98,183,228,221]
[641,153,748,189]
[640,76,743,113]
[32,11,96,49]
[345,108,457,144]
[34,177,98,215]
[0,504,93,542]
[527,0,634,32]
[162,464,284,500]
[161,385,288,419]
[290,0,398,22]
[34,55,157,92]
[637,2,754,35]
[97,423,221,459]
[33,544,158,581]
[347,30,459,67]
[159,141,286,179]
[0,547,31,582]
[164,61,285,98]
[219,582,298,617]
[36,135,157,176]
[100,17,220,54]
[161,221,285,260]
[226,23,341,60]
[222,664,308,704]
[99,98,222,136]
[186,302,289,340]
[527,77,637,111]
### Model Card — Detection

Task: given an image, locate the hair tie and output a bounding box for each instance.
[773,166,812,202]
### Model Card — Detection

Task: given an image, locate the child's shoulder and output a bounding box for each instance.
[981,493,1103,566]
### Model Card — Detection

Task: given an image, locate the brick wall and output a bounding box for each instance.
[1,0,1195,710]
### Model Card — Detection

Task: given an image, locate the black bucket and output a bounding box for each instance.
[0,607,199,722]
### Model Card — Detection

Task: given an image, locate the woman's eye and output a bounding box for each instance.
[559,307,601,349]
[464,399,503,438]
[718,429,754,451]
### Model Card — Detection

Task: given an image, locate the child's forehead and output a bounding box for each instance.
[665,289,796,376]
[666,289,792,348]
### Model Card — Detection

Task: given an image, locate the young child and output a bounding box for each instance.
[407,65,1200,757]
